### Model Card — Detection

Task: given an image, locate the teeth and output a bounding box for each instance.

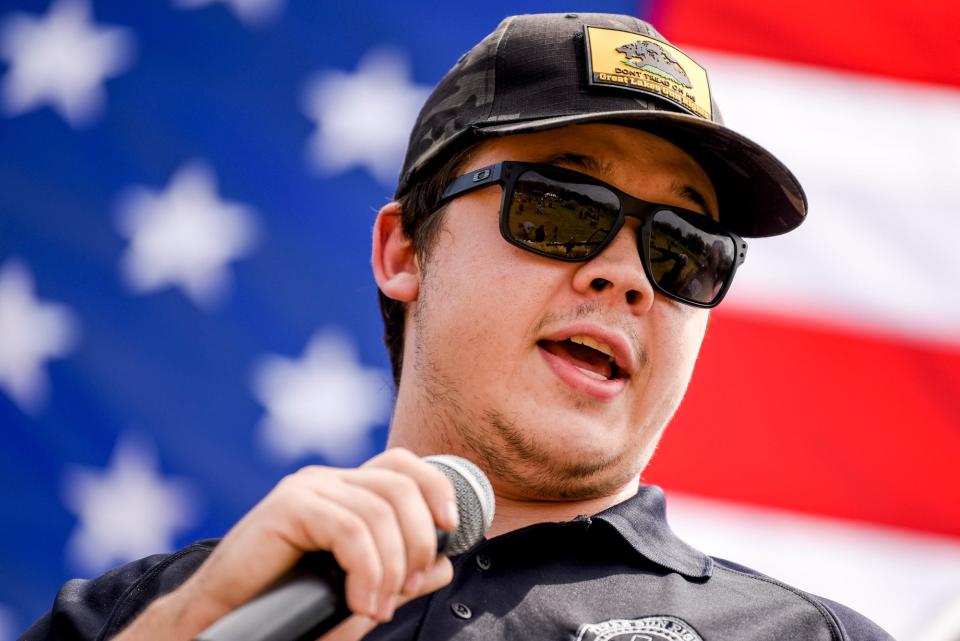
[574,366,609,381]
[569,335,615,361]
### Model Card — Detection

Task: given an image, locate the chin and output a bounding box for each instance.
[515,452,641,501]
[479,408,646,500]
[545,407,645,453]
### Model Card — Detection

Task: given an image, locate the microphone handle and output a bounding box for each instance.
[195,530,451,641]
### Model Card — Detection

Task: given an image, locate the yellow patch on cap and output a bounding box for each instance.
[584,26,712,120]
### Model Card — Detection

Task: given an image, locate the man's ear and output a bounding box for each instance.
[372,201,419,303]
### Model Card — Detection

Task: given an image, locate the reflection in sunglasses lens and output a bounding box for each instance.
[506,169,735,306]
[649,210,735,304]
[508,170,619,258]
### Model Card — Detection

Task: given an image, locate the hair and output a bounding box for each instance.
[380,144,480,388]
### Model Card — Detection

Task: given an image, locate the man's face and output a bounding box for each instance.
[395,123,718,501]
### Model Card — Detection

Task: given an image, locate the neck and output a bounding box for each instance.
[387,414,641,538]
[387,375,643,538]
[483,481,640,538]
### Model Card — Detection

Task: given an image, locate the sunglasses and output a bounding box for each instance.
[438,161,747,308]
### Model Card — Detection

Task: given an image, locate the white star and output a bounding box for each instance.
[171,0,284,26]
[115,161,258,309]
[61,433,199,575]
[302,48,430,186]
[0,259,78,415]
[251,331,392,464]
[0,0,134,126]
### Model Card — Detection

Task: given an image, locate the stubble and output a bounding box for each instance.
[409,273,649,501]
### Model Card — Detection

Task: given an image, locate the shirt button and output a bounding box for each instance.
[451,602,473,619]
[475,553,491,571]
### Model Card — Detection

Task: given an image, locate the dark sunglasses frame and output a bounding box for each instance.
[438,161,748,308]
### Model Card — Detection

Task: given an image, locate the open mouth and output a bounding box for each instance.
[537,335,625,381]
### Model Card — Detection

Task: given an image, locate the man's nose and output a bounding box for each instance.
[571,226,656,314]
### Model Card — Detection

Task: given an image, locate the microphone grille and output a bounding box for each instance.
[424,455,495,555]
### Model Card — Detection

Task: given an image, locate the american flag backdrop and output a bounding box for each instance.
[1,1,958,640]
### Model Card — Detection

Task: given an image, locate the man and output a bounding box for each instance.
[24,13,894,641]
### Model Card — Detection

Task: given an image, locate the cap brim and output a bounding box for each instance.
[474,110,807,238]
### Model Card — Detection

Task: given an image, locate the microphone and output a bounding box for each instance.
[194,455,495,641]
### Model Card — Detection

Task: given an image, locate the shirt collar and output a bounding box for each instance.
[594,484,713,579]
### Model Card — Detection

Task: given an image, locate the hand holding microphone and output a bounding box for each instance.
[114,449,494,641]
[195,454,494,641]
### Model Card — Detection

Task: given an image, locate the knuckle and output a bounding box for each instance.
[334,512,366,539]
[293,464,325,478]
[411,540,435,570]
[280,465,326,488]
[337,540,382,582]
[381,557,405,589]
[366,494,395,524]
[269,475,305,504]
[390,447,417,462]
[378,447,418,469]
[274,472,299,491]
[391,472,419,497]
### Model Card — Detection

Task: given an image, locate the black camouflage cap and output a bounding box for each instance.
[396,13,807,238]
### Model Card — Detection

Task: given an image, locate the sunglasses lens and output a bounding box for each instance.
[506,169,620,259]
[648,210,736,305]
[501,166,737,306]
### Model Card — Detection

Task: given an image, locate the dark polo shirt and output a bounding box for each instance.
[23,485,894,641]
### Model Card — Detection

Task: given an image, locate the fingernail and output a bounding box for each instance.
[403,571,423,594]
[445,500,459,528]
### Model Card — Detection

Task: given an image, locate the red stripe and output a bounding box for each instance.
[643,308,960,538]
[650,0,960,88]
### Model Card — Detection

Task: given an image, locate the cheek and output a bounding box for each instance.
[627,309,708,450]
[419,232,562,390]
[646,306,709,395]
[420,228,516,343]
[674,310,709,364]
[442,262,548,353]
[430,215,553,320]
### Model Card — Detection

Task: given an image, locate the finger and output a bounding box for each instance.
[416,556,454,597]
[361,557,454,637]
[306,479,407,620]
[291,488,385,620]
[391,556,454,612]
[183,480,383,622]
[363,448,459,531]
[317,614,378,641]
[340,469,437,591]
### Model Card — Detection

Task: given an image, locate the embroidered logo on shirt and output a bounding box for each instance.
[576,615,705,641]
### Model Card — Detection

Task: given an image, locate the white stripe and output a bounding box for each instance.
[666,491,960,640]
[691,49,960,346]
